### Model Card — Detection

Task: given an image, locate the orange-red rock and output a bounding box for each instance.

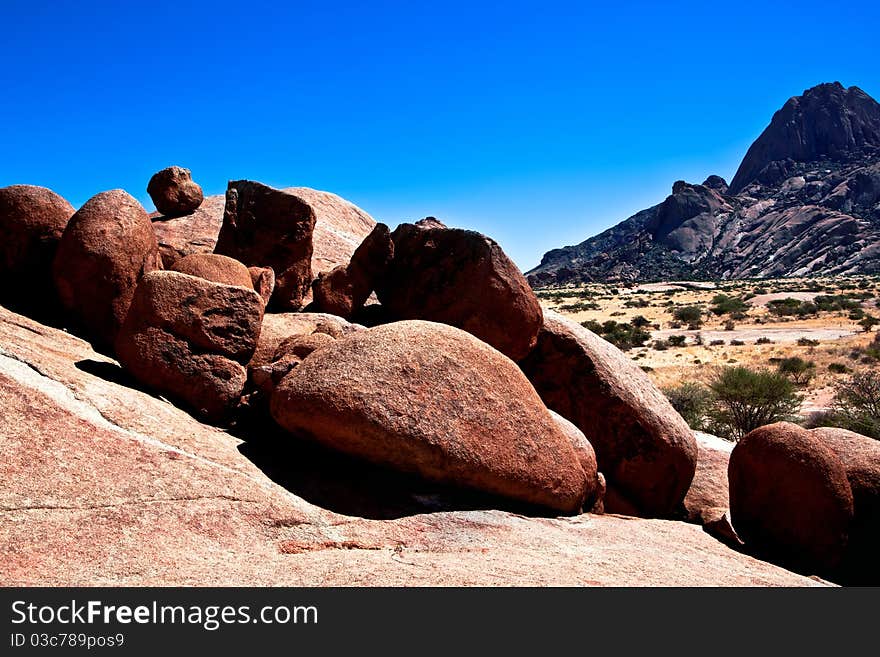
[520,310,697,517]
[0,184,75,313]
[375,219,542,361]
[147,166,203,217]
[271,320,592,513]
[115,271,264,421]
[170,253,254,289]
[53,189,162,349]
[729,422,854,574]
[811,427,880,582]
[215,181,316,310]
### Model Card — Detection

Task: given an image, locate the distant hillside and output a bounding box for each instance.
[528,82,880,285]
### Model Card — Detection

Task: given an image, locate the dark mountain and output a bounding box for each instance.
[528,83,880,285]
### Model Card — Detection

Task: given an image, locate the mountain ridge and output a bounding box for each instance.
[528,83,880,285]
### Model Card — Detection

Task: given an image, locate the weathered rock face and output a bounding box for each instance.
[0,185,75,312]
[684,431,733,524]
[147,166,204,217]
[376,220,543,361]
[282,187,376,276]
[548,410,602,511]
[115,271,264,421]
[249,312,362,369]
[169,253,254,289]
[0,304,829,586]
[519,310,697,517]
[215,181,316,310]
[248,266,275,305]
[528,83,880,283]
[271,320,593,513]
[53,189,162,349]
[810,427,880,583]
[312,223,393,319]
[151,194,226,267]
[729,83,880,194]
[729,422,854,575]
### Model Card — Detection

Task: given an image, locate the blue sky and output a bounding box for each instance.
[2,1,878,270]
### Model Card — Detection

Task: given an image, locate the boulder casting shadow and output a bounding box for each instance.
[233,413,559,521]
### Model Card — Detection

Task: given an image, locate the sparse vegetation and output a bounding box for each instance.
[811,371,880,439]
[710,294,749,316]
[777,357,816,385]
[663,382,711,431]
[706,366,801,441]
[580,320,650,350]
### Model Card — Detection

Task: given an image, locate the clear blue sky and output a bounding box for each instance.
[2,1,878,270]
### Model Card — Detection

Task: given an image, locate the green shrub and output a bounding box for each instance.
[663,382,711,431]
[630,315,651,328]
[668,335,687,347]
[710,294,749,316]
[767,298,818,317]
[815,371,880,439]
[797,337,819,347]
[828,362,850,374]
[777,357,815,385]
[706,366,801,441]
[580,320,650,350]
[755,337,773,345]
[671,305,703,326]
[624,297,649,308]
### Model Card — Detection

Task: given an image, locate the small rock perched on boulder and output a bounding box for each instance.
[520,309,697,517]
[312,223,393,320]
[0,185,75,312]
[214,181,316,310]
[147,166,204,217]
[270,320,595,513]
[151,194,226,268]
[115,270,264,422]
[53,189,162,349]
[375,218,543,361]
[729,422,854,575]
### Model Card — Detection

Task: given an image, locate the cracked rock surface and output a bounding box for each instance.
[0,305,824,585]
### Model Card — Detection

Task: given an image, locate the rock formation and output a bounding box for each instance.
[528,83,880,283]
[520,310,697,517]
[0,184,75,313]
[271,320,596,513]
[147,166,204,217]
[52,189,162,349]
[376,219,543,361]
[115,270,264,421]
[728,422,854,575]
[214,181,316,310]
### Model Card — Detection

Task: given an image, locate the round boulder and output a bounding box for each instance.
[729,422,854,574]
[811,427,880,583]
[0,185,75,312]
[520,310,697,517]
[270,320,593,513]
[147,166,204,217]
[53,189,162,349]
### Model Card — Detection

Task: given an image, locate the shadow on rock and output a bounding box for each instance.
[233,413,556,521]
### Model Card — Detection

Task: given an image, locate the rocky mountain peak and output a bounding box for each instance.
[728,82,880,194]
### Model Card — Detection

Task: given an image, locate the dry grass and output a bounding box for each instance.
[539,276,880,414]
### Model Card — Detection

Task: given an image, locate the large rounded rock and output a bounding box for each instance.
[0,185,75,312]
[147,166,203,217]
[270,320,593,513]
[729,422,854,574]
[53,190,162,349]
[214,181,316,310]
[170,253,254,289]
[375,219,543,361]
[520,310,696,517]
[811,427,880,582]
[115,271,264,422]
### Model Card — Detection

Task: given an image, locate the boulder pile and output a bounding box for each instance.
[3,166,878,585]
